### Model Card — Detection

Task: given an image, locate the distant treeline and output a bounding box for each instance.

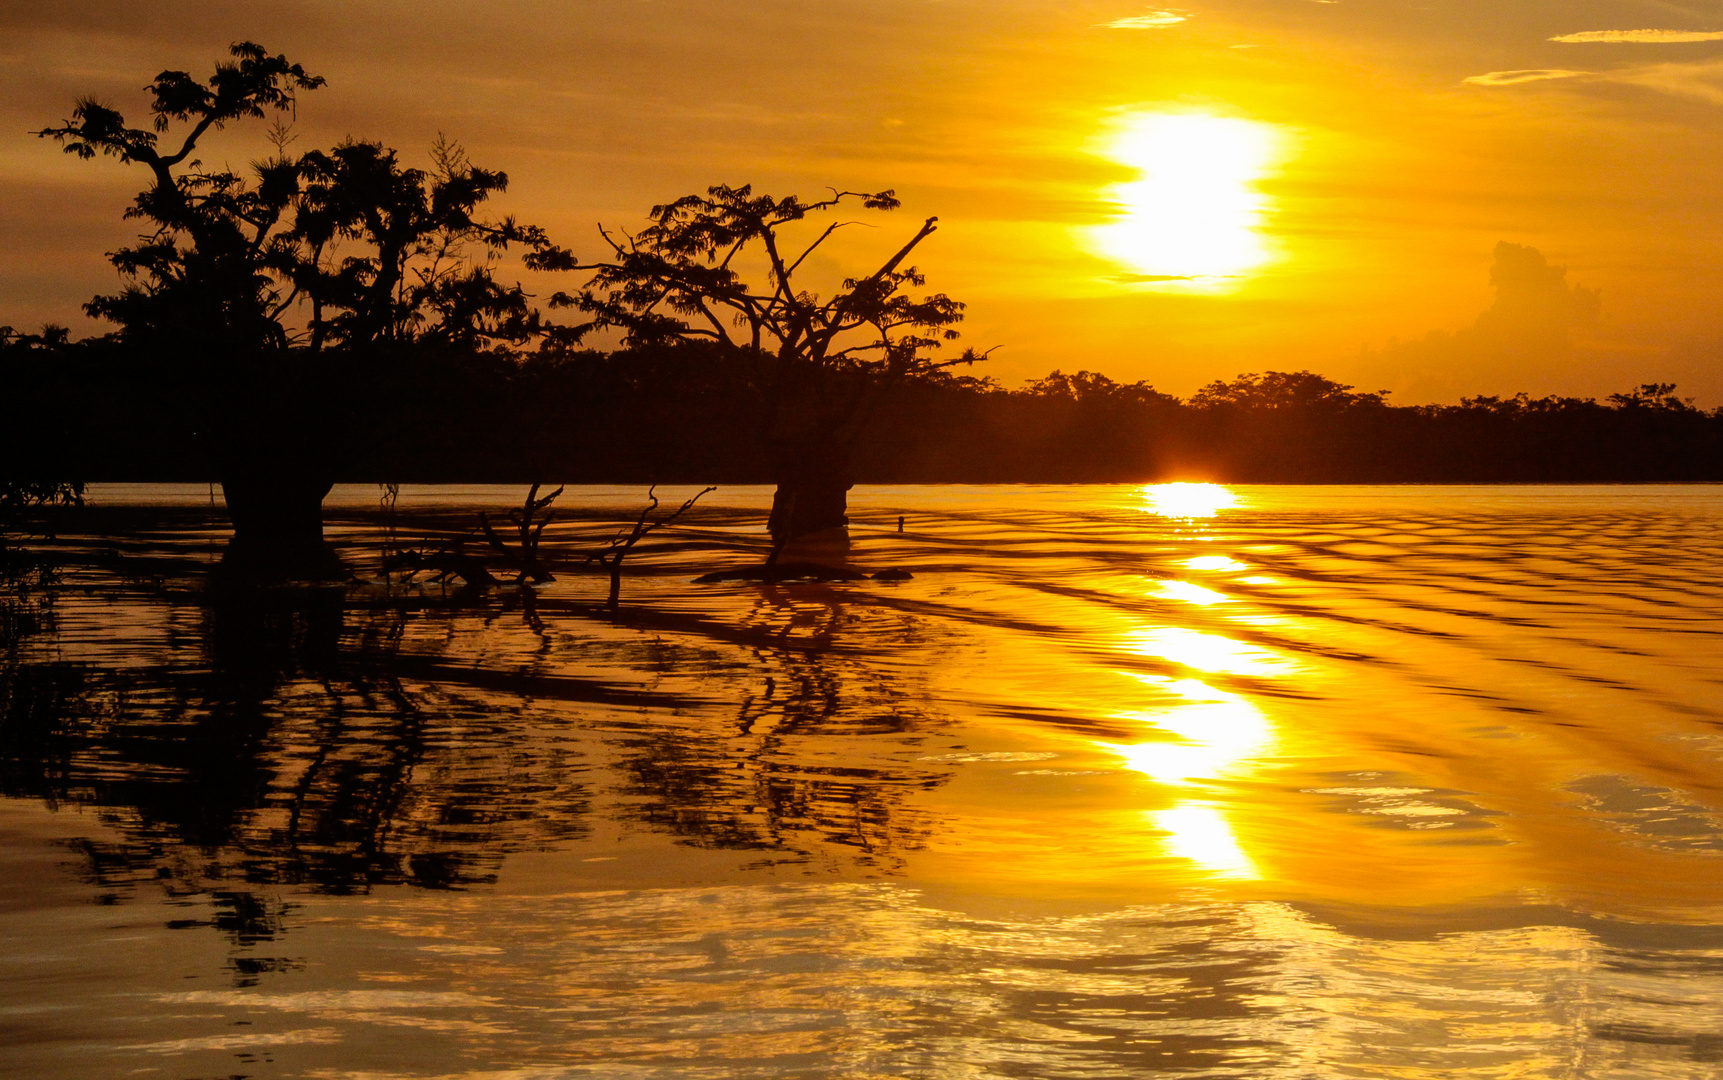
[4,331,1720,484]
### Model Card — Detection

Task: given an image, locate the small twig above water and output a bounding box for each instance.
[586,485,716,610]
[480,483,562,584]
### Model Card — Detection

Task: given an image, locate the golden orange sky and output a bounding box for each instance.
[6,0,1723,403]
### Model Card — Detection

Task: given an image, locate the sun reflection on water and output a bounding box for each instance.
[1184,555,1247,571]
[1102,677,1277,880]
[1151,804,1260,879]
[1127,626,1283,676]
[1105,678,1274,785]
[1142,482,1238,518]
[1155,580,1229,606]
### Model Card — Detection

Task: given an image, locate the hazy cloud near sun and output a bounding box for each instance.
[1464,69,1590,86]
[1550,29,1723,43]
[1102,10,1188,29]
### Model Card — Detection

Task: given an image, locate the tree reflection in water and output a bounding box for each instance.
[0,527,953,927]
[621,582,948,865]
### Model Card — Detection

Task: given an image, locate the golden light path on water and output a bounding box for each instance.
[1107,678,1276,879]
[1104,484,1278,879]
[1091,112,1282,288]
[911,482,1287,885]
[898,479,1723,914]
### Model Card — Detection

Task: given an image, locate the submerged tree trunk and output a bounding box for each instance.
[768,444,853,565]
[218,472,341,579]
[207,351,348,580]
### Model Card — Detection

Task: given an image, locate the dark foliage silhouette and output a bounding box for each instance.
[536,184,984,553]
[7,328,1721,484]
[35,44,333,563]
[291,137,557,353]
[33,44,562,567]
[33,43,324,351]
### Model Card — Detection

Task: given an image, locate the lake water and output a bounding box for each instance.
[3,483,1721,1079]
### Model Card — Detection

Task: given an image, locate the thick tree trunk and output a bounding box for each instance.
[218,473,341,579]
[768,477,851,541]
[768,446,852,565]
[222,474,331,546]
[206,352,346,580]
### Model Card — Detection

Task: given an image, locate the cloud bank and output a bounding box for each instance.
[1464,69,1590,86]
[1551,29,1723,44]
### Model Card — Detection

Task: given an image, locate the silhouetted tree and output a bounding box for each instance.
[34,44,324,353]
[36,44,561,567]
[36,43,333,561]
[1606,382,1698,412]
[290,137,557,353]
[538,184,980,554]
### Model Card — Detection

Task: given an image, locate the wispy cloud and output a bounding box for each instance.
[1475,55,1723,105]
[1603,57,1723,105]
[1103,10,1188,29]
[1551,29,1723,44]
[1464,69,1591,86]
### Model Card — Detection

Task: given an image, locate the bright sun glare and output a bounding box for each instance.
[1155,580,1229,606]
[1092,112,1281,285]
[1185,556,1247,571]
[1142,482,1239,518]
[1103,678,1275,880]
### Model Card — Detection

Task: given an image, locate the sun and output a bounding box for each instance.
[1090,111,1283,287]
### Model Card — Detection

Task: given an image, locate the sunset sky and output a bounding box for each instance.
[6,0,1723,403]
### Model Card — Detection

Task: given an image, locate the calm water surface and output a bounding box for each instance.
[2,483,1721,1078]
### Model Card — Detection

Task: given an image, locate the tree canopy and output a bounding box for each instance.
[540,184,981,380]
[1191,370,1390,411]
[35,43,324,351]
[292,138,559,352]
[36,42,558,359]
